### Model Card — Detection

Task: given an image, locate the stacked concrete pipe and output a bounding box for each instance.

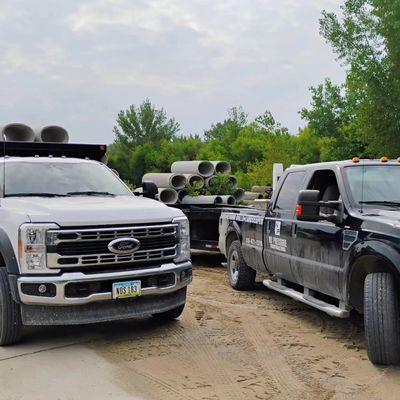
[142,173,186,190]
[35,126,69,143]
[157,188,179,205]
[171,161,215,178]
[0,123,35,142]
[182,195,223,205]
[183,174,204,188]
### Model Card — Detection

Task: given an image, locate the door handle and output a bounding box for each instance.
[292,223,297,238]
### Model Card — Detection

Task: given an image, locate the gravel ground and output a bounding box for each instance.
[0,253,400,400]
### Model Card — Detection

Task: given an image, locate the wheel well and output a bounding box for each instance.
[225,230,240,255]
[0,252,5,267]
[349,255,400,312]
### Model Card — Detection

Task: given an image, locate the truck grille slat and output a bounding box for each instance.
[47,224,178,269]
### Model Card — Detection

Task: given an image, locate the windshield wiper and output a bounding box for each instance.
[5,193,69,197]
[360,201,400,207]
[67,191,115,197]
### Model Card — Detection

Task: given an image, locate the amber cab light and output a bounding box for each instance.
[381,156,389,163]
[352,157,360,163]
[296,204,303,218]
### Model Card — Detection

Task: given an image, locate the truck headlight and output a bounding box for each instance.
[18,223,59,274]
[173,216,190,263]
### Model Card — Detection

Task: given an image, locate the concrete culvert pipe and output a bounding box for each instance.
[183,174,204,188]
[204,176,218,188]
[157,188,178,204]
[233,188,245,202]
[35,126,69,143]
[171,161,215,178]
[182,195,223,205]
[220,195,236,205]
[229,176,238,188]
[244,192,264,201]
[251,185,270,193]
[0,123,35,142]
[211,161,231,174]
[142,173,186,190]
[178,189,188,202]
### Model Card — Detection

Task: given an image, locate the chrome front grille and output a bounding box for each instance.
[47,224,178,269]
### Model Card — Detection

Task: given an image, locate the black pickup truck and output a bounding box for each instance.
[219,158,400,365]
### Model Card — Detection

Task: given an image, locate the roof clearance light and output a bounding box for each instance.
[397,157,400,163]
[352,157,360,163]
[381,156,389,163]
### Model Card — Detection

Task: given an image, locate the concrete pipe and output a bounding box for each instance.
[233,188,245,202]
[210,161,231,174]
[204,175,218,188]
[181,195,223,205]
[251,185,270,193]
[35,126,69,143]
[244,192,264,201]
[171,161,215,178]
[220,195,236,205]
[183,174,204,188]
[156,188,178,204]
[229,176,238,188]
[142,173,186,190]
[177,189,188,202]
[0,123,35,142]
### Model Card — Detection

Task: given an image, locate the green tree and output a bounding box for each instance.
[113,99,180,147]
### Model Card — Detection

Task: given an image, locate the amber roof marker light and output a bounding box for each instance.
[380,156,389,163]
[352,157,360,163]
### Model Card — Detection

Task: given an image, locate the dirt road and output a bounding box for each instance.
[1,254,400,399]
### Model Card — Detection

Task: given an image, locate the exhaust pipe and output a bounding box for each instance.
[156,188,178,204]
[35,126,69,143]
[220,195,236,205]
[171,161,215,178]
[183,174,204,188]
[211,161,231,174]
[182,195,223,205]
[142,173,186,190]
[233,188,245,202]
[0,123,35,142]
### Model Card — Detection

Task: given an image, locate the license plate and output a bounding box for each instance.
[112,280,141,300]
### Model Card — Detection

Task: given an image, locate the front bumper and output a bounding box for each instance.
[16,261,192,306]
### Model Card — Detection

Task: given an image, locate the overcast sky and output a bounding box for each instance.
[0,0,344,144]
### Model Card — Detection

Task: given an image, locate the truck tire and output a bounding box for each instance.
[0,267,22,345]
[227,240,256,290]
[152,304,185,321]
[364,272,400,365]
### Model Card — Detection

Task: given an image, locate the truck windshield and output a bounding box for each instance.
[1,161,132,197]
[345,165,400,206]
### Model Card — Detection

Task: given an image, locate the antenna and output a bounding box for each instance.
[2,137,5,198]
[360,159,365,214]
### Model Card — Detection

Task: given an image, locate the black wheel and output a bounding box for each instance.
[364,272,400,365]
[0,267,22,345]
[152,304,185,321]
[227,240,256,290]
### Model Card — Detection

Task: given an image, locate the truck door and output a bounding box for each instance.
[291,169,343,298]
[264,171,306,282]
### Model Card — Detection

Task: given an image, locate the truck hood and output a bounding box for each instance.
[1,196,183,226]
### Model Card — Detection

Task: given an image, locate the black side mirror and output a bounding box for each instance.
[142,181,158,200]
[296,189,344,224]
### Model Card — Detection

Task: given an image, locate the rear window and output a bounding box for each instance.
[275,172,305,211]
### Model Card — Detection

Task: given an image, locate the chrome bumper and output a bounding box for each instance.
[17,261,192,306]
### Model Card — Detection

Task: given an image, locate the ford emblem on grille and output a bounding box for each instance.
[108,238,140,254]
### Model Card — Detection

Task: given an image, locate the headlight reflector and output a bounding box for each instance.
[19,223,58,273]
[173,216,190,263]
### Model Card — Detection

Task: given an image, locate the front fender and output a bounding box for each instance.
[0,227,19,274]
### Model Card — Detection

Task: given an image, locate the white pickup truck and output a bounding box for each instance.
[0,140,192,345]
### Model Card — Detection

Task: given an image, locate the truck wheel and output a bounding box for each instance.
[364,272,400,365]
[152,304,185,321]
[227,240,256,291]
[0,267,22,345]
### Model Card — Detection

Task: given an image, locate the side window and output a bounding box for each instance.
[275,172,305,211]
[307,169,340,215]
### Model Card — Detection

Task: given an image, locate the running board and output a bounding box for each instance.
[262,279,350,318]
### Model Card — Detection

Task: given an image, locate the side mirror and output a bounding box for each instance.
[296,189,344,224]
[142,181,158,200]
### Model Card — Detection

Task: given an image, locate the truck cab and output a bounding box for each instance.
[0,141,192,345]
[219,159,400,365]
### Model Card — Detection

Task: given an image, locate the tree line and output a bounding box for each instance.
[109,0,400,189]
